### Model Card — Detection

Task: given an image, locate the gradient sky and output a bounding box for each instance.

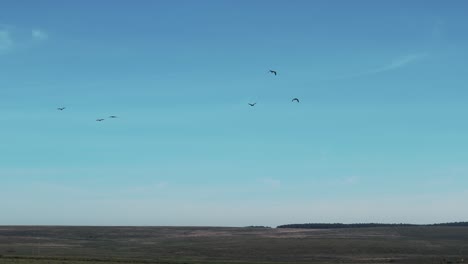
[1,0,468,226]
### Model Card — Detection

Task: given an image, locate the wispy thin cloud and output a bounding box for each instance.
[335,53,428,80]
[123,182,169,195]
[339,176,360,185]
[366,53,428,74]
[0,26,48,55]
[432,19,444,39]
[32,29,48,41]
[0,29,13,53]
[260,177,281,189]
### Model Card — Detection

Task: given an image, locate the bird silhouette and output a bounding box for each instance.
[57,107,66,111]
[248,103,256,107]
[109,116,118,118]
[96,119,105,122]
[292,98,300,103]
[269,70,277,76]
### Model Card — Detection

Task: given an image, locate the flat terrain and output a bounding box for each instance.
[1,226,467,263]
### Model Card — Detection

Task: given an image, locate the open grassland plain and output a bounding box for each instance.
[1,226,467,264]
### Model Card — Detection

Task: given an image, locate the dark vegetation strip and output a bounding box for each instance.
[0,255,171,263]
[0,255,285,264]
[277,221,468,229]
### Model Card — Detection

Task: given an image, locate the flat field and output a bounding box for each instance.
[0,226,467,263]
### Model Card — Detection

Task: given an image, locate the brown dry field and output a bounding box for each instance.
[1,226,467,263]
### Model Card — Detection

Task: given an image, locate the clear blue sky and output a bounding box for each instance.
[1,0,468,226]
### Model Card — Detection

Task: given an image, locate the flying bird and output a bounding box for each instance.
[292,98,300,103]
[248,103,256,107]
[57,107,66,111]
[109,116,118,118]
[269,70,277,76]
[96,119,105,122]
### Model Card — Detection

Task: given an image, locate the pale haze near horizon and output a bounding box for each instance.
[1,0,468,227]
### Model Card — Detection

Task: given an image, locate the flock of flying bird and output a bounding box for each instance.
[56,70,299,121]
[249,70,300,106]
[56,106,118,122]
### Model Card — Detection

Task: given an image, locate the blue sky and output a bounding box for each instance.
[1,0,468,226]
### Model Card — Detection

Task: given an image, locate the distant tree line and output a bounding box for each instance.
[245,226,272,228]
[276,222,468,229]
[431,221,468,227]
